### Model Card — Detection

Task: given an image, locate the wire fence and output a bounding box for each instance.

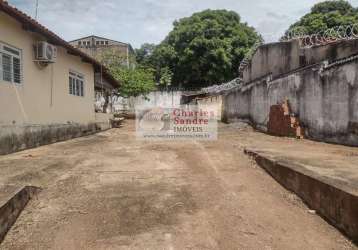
[238,40,262,75]
[201,77,243,95]
[282,24,358,47]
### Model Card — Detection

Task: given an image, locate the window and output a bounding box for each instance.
[105,41,109,45]
[78,41,82,46]
[96,41,100,45]
[101,41,104,45]
[0,42,22,84]
[69,71,84,97]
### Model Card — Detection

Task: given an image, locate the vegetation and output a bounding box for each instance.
[135,43,156,68]
[109,67,156,98]
[158,67,173,88]
[98,48,155,98]
[136,9,261,88]
[106,1,358,96]
[97,48,136,69]
[286,0,358,35]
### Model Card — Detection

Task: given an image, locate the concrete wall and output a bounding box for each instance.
[95,112,113,130]
[243,40,301,83]
[243,38,358,83]
[0,123,102,155]
[223,59,358,146]
[196,95,223,121]
[114,91,183,114]
[0,12,95,126]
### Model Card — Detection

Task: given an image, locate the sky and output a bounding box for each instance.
[7,0,358,48]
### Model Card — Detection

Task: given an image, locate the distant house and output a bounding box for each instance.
[69,35,136,68]
[0,0,120,154]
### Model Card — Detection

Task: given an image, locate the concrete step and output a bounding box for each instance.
[0,185,41,243]
[244,148,358,242]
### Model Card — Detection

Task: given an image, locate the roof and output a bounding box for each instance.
[0,0,119,88]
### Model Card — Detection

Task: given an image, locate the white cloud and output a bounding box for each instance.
[7,0,358,48]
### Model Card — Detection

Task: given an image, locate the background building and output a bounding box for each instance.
[69,36,136,68]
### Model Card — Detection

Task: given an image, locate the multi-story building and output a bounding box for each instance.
[69,36,135,67]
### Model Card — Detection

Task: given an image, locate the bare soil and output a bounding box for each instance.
[0,121,356,250]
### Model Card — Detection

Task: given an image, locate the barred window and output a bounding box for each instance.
[0,42,22,84]
[69,71,84,97]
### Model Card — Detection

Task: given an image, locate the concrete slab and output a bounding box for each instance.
[244,148,358,242]
[0,185,41,243]
[0,122,356,249]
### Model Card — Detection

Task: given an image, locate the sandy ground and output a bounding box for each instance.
[0,121,356,250]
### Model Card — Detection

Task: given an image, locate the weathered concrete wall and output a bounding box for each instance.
[243,40,301,83]
[243,38,358,83]
[94,113,113,130]
[197,95,223,121]
[245,149,358,241]
[224,59,358,146]
[114,91,183,114]
[0,123,104,155]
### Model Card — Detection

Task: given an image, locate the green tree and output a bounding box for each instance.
[285,0,358,36]
[135,43,156,67]
[97,47,136,69]
[109,66,156,98]
[146,9,261,88]
[97,49,155,98]
[311,0,354,15]
[158,67,173,87]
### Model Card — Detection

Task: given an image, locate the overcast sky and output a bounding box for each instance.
[7,0,358,48]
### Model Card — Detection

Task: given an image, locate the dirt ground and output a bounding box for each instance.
[0,121,357,250]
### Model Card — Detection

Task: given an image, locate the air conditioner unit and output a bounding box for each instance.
[35,41,57,63]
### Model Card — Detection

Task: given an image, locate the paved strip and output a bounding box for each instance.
[0,121,356,249]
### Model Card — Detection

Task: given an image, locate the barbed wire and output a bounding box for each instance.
[238,40,262,74]
[201,77,243,95]
[282,24,358,47]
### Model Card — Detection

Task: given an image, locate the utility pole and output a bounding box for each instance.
[35,0,39,20]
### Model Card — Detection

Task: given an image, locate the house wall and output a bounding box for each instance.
[0,12,95,126]
[0,12,108,155]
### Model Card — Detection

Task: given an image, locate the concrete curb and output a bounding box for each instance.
[244,148,358,242]
[0,122,111,155]
[0,185,41,243]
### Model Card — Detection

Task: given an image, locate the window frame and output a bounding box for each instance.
[69,70,85,97]
[0,42,22,85]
